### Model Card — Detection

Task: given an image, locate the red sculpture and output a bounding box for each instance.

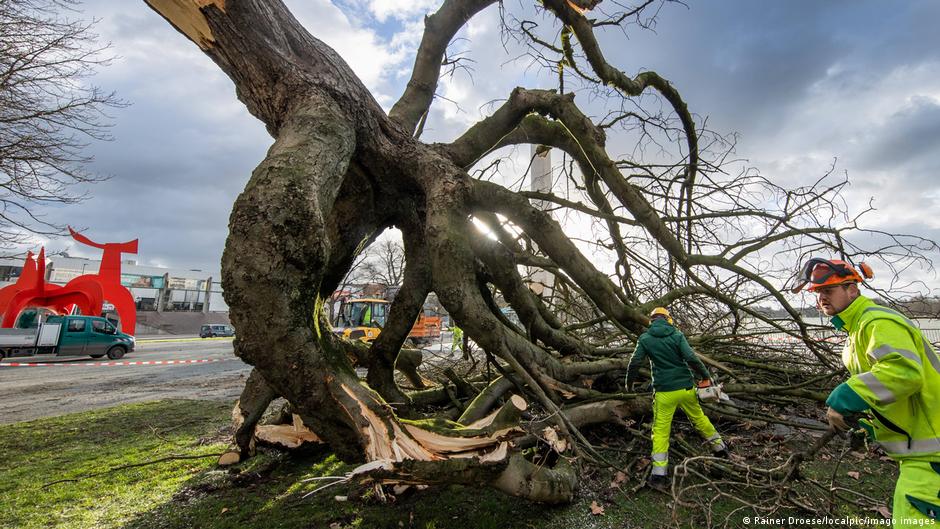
[0,228,139,335]
[0,250,39,312]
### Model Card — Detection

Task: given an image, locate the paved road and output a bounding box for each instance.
[0,338,251,425]
[0,332,471,425]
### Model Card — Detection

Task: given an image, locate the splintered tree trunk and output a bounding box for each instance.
[141,0,939,514]
[144,0,581,502]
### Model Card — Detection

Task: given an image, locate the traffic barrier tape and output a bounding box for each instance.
[136,336,234,344]
[0,357,234,367]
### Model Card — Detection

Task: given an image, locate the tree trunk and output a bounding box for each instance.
[140,0,915,506]
[144,0,581,499]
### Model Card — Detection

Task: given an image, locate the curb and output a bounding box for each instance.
[136,336,234,344]
[0,357,234,368]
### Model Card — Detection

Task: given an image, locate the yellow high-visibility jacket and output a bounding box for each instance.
[826,295,940,461]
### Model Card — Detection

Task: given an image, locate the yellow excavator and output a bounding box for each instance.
[332,298,388,342]
[332,298,441,344]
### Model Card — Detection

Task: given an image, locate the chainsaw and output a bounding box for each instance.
[696,379,730,403]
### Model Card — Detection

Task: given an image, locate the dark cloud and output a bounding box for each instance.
[613,1,940,138]
[602,3,842,135]
[19,0,938,284]
[855,96,940,178]
[35,0,272,271]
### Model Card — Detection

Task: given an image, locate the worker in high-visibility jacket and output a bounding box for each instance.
[627,307,729,491]
[793,258,940,526]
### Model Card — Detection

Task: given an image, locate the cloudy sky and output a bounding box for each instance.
[36,0,940,293]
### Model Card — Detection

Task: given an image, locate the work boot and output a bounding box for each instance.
[714,448,730,459]
[647,474,669,492]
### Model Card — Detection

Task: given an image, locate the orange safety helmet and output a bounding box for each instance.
[649,307,674,324]
[791,258,873,293]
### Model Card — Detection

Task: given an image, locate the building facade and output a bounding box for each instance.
[0,254,227,314]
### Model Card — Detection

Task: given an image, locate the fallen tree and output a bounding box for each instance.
[143,0,937,505]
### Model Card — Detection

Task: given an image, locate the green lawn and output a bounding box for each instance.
[0,400,898,529]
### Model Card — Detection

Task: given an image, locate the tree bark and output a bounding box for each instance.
[139,0,907,506]
[144,0,582,499]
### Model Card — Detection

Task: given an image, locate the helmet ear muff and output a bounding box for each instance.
[796,257,869,292]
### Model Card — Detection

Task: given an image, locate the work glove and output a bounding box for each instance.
[827,407,869,436]
[827,407,849,431]
[697,379,713,388]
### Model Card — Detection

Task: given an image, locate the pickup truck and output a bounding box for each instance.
[0,315,135,361]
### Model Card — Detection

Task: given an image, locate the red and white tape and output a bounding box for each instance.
[0,358,231,368]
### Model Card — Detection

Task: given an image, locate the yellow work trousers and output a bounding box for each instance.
[891,459,940,528]
[650,388,725,477]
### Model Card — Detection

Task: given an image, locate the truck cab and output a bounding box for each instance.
[0,315,135,360]
[46,315,135,359]
[332,298,388,342]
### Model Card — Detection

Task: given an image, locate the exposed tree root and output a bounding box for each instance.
[144,0,937,505]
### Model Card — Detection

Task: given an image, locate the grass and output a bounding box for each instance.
[0,400,231,529]
[0,400,899,529]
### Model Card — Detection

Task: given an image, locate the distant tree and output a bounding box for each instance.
[0,0,122,249]
[899,295,940,318]
[361,239,406,288]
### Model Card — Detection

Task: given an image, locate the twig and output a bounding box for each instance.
[781,427,839,481]
[41,452,225,488]
[827,438,852,508]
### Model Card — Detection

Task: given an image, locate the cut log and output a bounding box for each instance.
[457,376,514,425]
[463,394,528,431]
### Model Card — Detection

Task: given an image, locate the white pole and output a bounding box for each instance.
[528,145,555,301]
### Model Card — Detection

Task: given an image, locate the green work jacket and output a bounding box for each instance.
[626,319,710,392]
[826,295,940,461]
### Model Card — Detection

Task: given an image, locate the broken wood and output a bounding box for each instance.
[255,414,322,449]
